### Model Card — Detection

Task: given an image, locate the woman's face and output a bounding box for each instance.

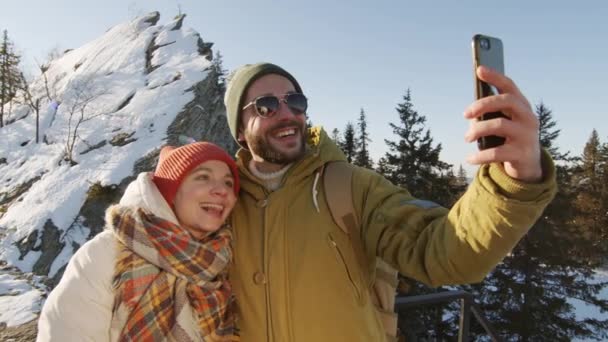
[173,160,237,239]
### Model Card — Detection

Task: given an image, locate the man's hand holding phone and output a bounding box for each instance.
[464,65,542,183]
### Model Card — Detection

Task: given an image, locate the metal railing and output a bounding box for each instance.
[394,290,503,342]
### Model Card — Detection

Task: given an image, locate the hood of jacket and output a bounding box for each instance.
[234,126,347,199]
[118,172,180,226]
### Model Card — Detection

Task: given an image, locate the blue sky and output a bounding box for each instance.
[3,0,607,175]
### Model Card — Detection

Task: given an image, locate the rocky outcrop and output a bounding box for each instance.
[0,12,240,333]
[31,220,63,276]
[40,28,236,290]
[135,67,237,174]
[109,132,137,146]
[166,68,238,153]
[0,317,37,342]
[0,176,43,219]
[79,178,134,239]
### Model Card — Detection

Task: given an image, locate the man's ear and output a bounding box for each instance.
[237,124,248,149]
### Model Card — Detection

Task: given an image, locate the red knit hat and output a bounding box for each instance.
[152,142,239,205]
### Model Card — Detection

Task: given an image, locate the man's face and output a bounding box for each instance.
[238,74,307,165]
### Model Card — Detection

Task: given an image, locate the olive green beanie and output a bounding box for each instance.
[223,63,302,145]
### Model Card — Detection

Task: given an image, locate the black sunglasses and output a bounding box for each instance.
[242,93,308,118]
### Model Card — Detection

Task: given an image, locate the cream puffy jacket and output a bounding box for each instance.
[37,173,201,341]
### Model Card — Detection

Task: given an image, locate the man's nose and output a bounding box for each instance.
[275,99,295,119]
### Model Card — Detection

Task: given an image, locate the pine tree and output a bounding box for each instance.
[383,88,451,201]
[306,116,314,129]
[466,110,608,341]
[450,164,468,198]
[0,30,23,127]
[581,129,601,183]
[572,130,608,260]
[210,50,227,90]
[600,141,608,256]
[330,128,341,146]
[384,89,459,340]
[341,122,356,163]
[375,156,391,179]
[354,108,373,168]
[456,165,468,186]
[537,102,570,162]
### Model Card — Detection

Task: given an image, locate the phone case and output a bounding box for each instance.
[472,34,507,150]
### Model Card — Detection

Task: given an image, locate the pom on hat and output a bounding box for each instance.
[152,142,239,205]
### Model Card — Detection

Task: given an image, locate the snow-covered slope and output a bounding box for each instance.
[0,12,235,327]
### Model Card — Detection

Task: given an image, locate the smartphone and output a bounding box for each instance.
[472,34,507,150]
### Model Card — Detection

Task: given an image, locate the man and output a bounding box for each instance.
[224,62,556,341]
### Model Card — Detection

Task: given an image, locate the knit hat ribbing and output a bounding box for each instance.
[224,62,302,147]
[152,142,239,205]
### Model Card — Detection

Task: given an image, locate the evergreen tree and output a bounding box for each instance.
[341,122,356,163]
[354,108,373,168]
[537,102,569,162]
[451,164,469,198]
[456,165,468,186]
[0,30,23,127]
[466,111,608,341]
[383,88,451,201]
[581,129,601,183]
[306,116,314,129]
[383,89,459,340]
[572,130,608,260]
[599,141,608,221]
[210,50,227,90]
[375,156,391,179]
[330,128,341,146]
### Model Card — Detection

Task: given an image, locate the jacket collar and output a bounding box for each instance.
[119,172,180,225]
[235,126,347,198]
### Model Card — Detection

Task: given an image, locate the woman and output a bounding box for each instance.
[37,142,240,341]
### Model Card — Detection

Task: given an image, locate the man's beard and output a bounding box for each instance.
[245,121,307,165]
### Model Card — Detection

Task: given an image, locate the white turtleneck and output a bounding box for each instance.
[248,160,293,192]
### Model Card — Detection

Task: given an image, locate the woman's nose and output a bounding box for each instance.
[211,181,229,196]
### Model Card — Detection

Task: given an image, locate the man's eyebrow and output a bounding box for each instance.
[254,92,274,97]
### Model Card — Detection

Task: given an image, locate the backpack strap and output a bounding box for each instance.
[322,161,370,278]
[322,161,400,341]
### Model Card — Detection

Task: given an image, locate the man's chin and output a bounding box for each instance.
[265,143,305,164]
[276,139,305,153]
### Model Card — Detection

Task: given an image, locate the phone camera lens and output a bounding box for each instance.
[480,38,491,50]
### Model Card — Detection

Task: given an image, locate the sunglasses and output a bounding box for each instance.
[242,93,308,118]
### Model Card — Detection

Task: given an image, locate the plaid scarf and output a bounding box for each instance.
[108,205,238,341]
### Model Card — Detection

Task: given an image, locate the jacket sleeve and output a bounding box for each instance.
[37,231,116,342]
[355,150,557,287]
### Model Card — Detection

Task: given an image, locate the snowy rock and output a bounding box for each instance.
[0,13,237,331]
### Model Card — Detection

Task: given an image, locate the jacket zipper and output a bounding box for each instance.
[327,233,362,301]
[261,196,273,342]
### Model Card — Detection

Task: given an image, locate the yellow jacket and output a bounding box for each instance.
[229,127,557,342]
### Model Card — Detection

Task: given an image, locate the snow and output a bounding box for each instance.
[0,273,45,327]
[0,12,213,326]
[571,269,608,320]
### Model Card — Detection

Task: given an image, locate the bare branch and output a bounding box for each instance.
[61,75,112,164]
